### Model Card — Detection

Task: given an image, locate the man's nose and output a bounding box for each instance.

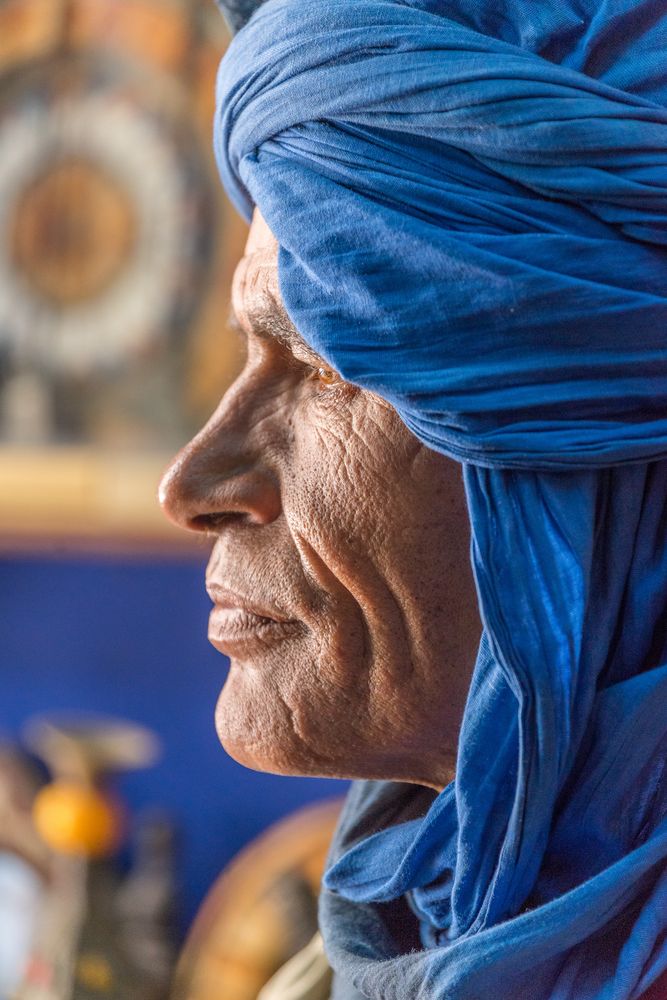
[158,392,282,534]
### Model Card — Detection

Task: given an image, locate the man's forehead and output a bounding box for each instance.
[231,219,318,359]
[245,209,277,256]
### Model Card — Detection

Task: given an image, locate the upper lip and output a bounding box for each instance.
[206,583,295,623]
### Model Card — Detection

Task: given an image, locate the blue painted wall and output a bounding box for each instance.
[0,552,346,930]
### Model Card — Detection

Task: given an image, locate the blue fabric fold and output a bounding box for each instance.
[214,0,667,995]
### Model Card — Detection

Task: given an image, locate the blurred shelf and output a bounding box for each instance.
[0,445,209,555]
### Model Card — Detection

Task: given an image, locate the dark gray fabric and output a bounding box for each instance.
[321,782,436,1000]
[331,972,367,1000]
[215,0,266,33]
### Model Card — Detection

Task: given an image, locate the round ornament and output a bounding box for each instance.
[0,52,215,379]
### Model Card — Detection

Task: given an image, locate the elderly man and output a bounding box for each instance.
[161,210,479,789]
[160,0,667,996]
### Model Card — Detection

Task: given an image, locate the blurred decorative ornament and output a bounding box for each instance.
[0,55,213,379]
[32,781,121,858]
[12,156,137,306]
[0,0,247,540]
[26,713,159,859]
[24,714,160,784]
[16,716,174,1000]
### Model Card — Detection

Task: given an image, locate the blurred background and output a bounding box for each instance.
[0,2,345,996]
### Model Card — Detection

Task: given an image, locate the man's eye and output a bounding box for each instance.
[313,366,339,387]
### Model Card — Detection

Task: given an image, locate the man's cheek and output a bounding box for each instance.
[298,409,364,481]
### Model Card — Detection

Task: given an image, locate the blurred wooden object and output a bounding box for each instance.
[0,445,201,551]
[173,800,342,1000]
[257,934,332,1000]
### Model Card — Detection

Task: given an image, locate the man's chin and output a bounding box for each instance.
[213,664,395,782]
[215,730,281,774]
[215,683,314,777]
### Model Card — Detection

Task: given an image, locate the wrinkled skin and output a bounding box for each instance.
[160,212,480,790]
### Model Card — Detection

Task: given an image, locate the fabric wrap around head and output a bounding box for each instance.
[214,1,667,997]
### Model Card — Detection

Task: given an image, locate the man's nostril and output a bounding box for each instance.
[191,512,227,533]
[190,510,247,533]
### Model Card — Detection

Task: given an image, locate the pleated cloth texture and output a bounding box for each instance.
[214,0,667,996]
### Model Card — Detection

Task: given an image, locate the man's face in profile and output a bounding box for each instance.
[160,213,479,791]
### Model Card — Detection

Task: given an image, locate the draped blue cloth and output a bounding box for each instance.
[214,1,667,996]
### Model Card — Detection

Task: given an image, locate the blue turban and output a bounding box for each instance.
[214,0,667,996]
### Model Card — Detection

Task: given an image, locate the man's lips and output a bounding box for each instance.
[206,584,302,657]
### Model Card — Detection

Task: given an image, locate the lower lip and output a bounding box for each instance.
[208,606,302,657]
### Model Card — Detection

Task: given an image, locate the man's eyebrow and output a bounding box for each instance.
[229,298,320,360]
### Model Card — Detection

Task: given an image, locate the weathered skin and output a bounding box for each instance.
[159,212,480,791]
